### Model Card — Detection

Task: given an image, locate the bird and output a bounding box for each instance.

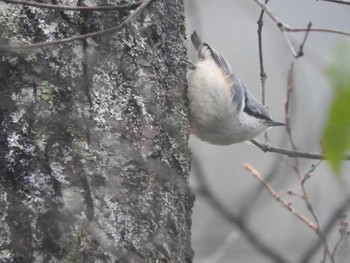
[187,31,284,145]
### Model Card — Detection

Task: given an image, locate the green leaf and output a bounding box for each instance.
[323,42,350,175]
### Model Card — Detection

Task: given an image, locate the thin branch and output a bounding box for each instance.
[253,0,350,37]
[284,63,297,151]
[319,0,350,6]
[299,167,334,263]
[0,0,154,51]
[1,0,142,11]
[299,195,350,263]
[331,234,348,261]
[256,0,271,143]
[257,0,268,105]
[330,213,349,261]
[192,157,290,263]
[283,58,333,262]
[287,27,350,36]
[256,0,325,59]
[297,22,312,58]
[285,190,304,199]
[239,156,283,218]
[281,23,312,58]
[301,161,322,186]
[283,61,303,199]
[249,139,350,160]
[281,30,298,58]
[284,65,333,262]
[243,163,318,232]
[330,216,349,263]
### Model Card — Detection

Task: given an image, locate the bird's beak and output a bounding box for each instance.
[266,119,285,126]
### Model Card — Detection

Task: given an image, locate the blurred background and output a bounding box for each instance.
[185,0,350,262]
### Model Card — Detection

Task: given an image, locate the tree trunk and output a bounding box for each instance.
[0,0,194,262]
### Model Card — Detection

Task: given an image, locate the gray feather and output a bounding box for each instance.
[243,88,271,120]
[191,31,244,112]
[191,31,203,51]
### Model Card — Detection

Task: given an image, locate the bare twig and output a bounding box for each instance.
[253,0,350,56]
[284,63,297,151]
[297,22,312,58]
[319,0,350,5]
[285,190,304,198]
[244,163,318,232]
[249,139,350,160]
[283,59,333,262]
[256,0,270,143]
[1,0,142,11]
[299,172,333,263]
[281,30,299,58]
[299,195,350,263]
[283,62,303,208]
[281,23,312,58]
[330,214,349,261]
[192,157,290,263]
[256,0,269,105]
[0,0,154,51]
[239,156,283,218]
[283,66,333,262]
[287,26,350,36]
[253,0,350,36]
[301,161,322,186]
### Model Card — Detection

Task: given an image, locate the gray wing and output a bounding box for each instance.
[243,87,271,120]
[191,31,234,76]
[209,46,270,119]
[201,42,245,112]
[191,31,246,112]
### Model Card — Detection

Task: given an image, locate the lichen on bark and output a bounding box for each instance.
[0,0,193,262]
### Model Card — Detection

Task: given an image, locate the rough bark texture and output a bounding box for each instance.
[0,0,193,262]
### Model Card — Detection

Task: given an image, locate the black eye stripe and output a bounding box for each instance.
[243,96,270,121]
[244,107,270,120]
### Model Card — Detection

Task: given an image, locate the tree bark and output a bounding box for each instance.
[0,0,193,262]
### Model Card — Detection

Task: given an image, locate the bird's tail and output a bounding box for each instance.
[191,31,203,51]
